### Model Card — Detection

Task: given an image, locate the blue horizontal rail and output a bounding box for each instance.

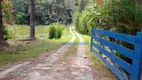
[92,28,136,44]
[90,27,142,80]
[92,35,134,59]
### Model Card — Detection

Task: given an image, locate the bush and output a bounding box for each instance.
[55,28,62,39]
[15,12,27,24]
[7,29,15,39]
[48,26,56,39]
[48,23,65,39]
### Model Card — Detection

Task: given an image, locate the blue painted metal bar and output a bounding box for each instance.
[130,32,142,80]
[92,42,131,73]
[92,28,136,44]
[93,35,134,59]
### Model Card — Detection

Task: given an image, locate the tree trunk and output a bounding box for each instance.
[0,0,3,40]
[30,0,36,39]
[0,0,7,50]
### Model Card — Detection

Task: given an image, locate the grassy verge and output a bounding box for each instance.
[80,34,91,45]
[0,40,60,66]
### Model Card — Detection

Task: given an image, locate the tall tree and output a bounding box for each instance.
[0,0,7,50]
[30,0,35,39]
[0,0,3,41]
[79,0,88,13]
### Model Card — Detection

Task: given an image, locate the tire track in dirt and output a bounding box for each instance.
[24,27,77,80]
[69,29,94,80]
[0,62,31,79]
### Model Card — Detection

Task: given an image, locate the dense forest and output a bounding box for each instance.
[12,0,75,25]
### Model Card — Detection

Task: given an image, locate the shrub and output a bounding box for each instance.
[48,26,56,39]
[55,28,62,39]
[7,29,15,39]
[48,23,65,39]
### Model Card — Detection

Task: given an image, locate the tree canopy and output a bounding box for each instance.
[12,0,76,25]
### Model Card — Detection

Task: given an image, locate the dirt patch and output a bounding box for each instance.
[0,39,8,51]
[7,39,43,46]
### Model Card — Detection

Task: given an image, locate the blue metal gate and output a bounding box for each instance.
[90,27,142,80]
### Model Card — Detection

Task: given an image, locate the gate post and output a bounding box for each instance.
[130,32,142,80]
[90,27,94,52]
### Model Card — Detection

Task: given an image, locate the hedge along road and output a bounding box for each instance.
[0,26,116,80]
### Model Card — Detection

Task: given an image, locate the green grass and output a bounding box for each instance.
[0,40,60,66]
[80,34,91,45]
[7,25,49,39]
[7,24,72,42]
[35,25,49,39]
[0,25,72,66]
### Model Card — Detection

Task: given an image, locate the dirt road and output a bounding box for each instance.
[0,27,116,80]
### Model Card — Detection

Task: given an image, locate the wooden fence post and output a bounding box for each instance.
[130,32,142,80]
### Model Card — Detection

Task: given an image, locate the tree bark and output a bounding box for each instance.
[30,0,36,39]
[0,0,7,50]
[0,0,3,40]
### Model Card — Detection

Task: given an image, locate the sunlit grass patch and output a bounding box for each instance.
[35,25,49,39]
[80,34,90,45]
[7,24,68,40]
[7,25,49,39]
